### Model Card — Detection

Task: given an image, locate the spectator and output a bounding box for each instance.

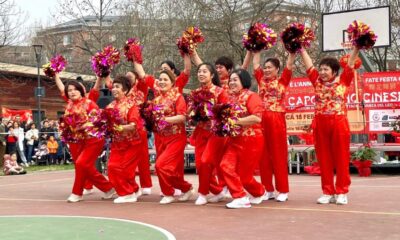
[0,117,6,168]
[12,122,28,167]
[3,153,26,175]
[5,127,18,154]
[14,115,27,131]
[25,123,39,165]
[47,136,59,164]
[40,120,54,142]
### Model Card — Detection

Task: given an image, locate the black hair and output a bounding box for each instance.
[264,58,281,71]
[197,63,220,87]
[113,75,132,93]
[229,69,252,89]
[215,56,234,71]
[161,60,181,76]
[64,80,85,99]
[319,57,340,76]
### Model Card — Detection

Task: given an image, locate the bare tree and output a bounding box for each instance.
[0,0,26,48]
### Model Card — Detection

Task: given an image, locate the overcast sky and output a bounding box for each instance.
[16,0,57,26]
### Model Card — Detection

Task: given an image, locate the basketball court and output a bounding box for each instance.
[1,170,399,240]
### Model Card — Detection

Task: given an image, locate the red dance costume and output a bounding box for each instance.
[64,98,113,196]
[190,84,228,196]
[153,88,192,196]
[61,89,100,191]
[307,65,355,195]
[220,89,265,199]
[254,67,292,194]
[106,96,143,197]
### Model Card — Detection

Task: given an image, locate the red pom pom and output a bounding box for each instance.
[176,26,204,55]
[347,20,377,50]
[242,23,277,51]
[91,45,120,77]
[123,38,143,64]
[280,22,315,53]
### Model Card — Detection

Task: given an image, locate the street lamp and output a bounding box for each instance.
[32,44,43,127]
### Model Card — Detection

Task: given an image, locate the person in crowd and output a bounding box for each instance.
[40,120,55,142]
[0,117,6,168]
[47,135,59,164]
[25,123,39,165]
[59,78,114,203]
[151,70,193,204]
[12,122,28,167]
[3,153,26,175]
[189,63,229,205]
[300,46,359,205]
[251,50,296,202]
[5,127,18,154]
[219,69,266,209]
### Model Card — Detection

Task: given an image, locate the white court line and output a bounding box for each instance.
[291,184,400,188]
[0,178,71,187]
[0,215,176,240]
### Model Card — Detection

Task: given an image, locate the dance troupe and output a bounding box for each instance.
[43,20,376,208]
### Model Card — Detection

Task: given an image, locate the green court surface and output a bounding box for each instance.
[0,216,175,240]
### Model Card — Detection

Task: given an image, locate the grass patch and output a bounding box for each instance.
[0,164,75,176]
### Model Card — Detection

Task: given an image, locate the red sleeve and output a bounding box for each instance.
[339,65,355,87]
[217,89,229,104]
[136,80,149,100]
[175,72,189,93]
[279,67,292,86]
[87,99,100,112]
[175,95,187,115]
[306,67,319,87]
[391,132,400,137]
[60,93,68,102]
[88,89,100,102]
[253,67,264,85]
[246,93,263,118]
[142,75,156,91]
[127,105,142,128]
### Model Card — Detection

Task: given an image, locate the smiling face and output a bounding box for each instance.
[318,64,335,82]
[197,65,213,86]
[229,73,243,93]
[67,85,82,101]
[112,82,126,100]
[158,73,173,93]
[263,61,279,79]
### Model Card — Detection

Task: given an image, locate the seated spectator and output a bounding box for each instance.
[3,153,26,175]
[47,136,59,164]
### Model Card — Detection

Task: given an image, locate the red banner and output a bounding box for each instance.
[285,71,400,134]
[1,107,33,123]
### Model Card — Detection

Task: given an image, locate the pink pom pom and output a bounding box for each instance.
[91,45,120,77]
[43,54,67,77]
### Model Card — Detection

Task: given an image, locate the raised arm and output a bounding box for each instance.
[133,61,146,79]
[252,51,261,70]
[241,51,252,70]
[190,48,203,67]
[347,47,360,69]
[286,53,296,71]
[182,53,191,75]
[54,73,65,94]
[94,76,104,90]
[300,49,314,70]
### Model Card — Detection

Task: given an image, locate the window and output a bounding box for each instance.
[63,35,72,46]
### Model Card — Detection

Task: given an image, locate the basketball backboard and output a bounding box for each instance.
[321,6,391,52]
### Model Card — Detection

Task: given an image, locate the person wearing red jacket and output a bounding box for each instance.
[300,46,360,205]
[61,81,114,203]
[252,51,295,202]
[106,75,144,203]
[151,70,193,204]
[188,63,229,205]
[220,69,266,209]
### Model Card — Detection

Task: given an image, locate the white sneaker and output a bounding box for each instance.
[336,194,348,205]
[226,196,251,209]
[113,193,137,204]
[83,189,94,195]
[160,189,182,197]
[262,191,275,201]
[249,195,263,205]
[141,188,152,195]
[276,193,288,202]
[222,186,231,198]
[178,188,194,202]
[102,189,116,200]
[317,194,336,204]
[195,194,208,205]
[208,192,225,203]
[160,196,175,204]
[67,194,83,203]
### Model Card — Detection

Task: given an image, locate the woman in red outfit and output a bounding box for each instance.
[300,47,359,205]
[152,70,193,204]
[189,63,229,205]
[106,75,144,203]
[252,51,295,202]
[105,72,153,195]
[62,81,114,202]
[220,69,266,209]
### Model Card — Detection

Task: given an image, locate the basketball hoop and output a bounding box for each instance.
[341,41,353,53]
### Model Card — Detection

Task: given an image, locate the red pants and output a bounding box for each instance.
[193,127,225,195]
[137,131,152,188]
[69,138,113,195]
[155,133,192,196]
[68,144,94,190]
[108,141,141,196]
[260,111,289,193]
[314,115,351,195]
[220,136,265,198]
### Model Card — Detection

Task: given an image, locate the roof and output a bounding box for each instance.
[0,62,95,82]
